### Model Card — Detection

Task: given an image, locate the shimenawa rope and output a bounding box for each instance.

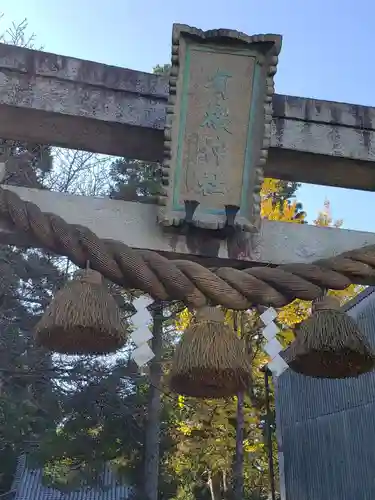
[2,186,375,310]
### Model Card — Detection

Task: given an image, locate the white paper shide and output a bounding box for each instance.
[260,307,289,377]
[131,296,155,368]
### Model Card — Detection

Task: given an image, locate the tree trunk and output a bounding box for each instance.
[233,392,245,500]
[208,471,222,500]
[143,302,163,500]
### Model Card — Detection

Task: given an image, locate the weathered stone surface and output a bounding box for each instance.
[2,184,375,271]
[0,43,167,161]
[1,43,375,189]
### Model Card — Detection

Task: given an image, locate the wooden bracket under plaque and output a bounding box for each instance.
[158,24,282,233]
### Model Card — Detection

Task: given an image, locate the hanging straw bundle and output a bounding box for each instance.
[169,306,251,398]
[35,268,127,355]
[287,295,375,378]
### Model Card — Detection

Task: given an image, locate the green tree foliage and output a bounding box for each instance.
[32,362,144,487]
[153,64,171,75]
[109,158,161,203]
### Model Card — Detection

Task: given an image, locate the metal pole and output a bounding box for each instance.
[264,368,276,500]
[233,312,244,500]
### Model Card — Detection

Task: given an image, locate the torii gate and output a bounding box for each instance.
[0,26,374,265]
[1,23,375,498]
[0,22,375,369]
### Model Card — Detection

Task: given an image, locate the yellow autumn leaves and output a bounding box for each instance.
[261,178,305,223]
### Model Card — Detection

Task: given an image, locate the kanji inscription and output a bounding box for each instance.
[159,25,281,231]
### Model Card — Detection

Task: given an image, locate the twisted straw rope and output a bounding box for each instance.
[2,186,375,310]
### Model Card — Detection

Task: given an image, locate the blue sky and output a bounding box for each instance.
[1,0,375,231]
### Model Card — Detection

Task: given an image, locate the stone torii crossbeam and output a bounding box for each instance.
[0,24,375,307]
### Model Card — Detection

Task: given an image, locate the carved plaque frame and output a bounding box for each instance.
[158,24,282,232]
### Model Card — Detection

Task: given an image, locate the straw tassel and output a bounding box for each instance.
[35,268,127,355]
[169,306,251,398]
[287,295,375,378]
